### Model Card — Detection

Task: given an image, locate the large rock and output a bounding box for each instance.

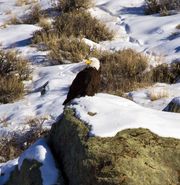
[49,108,180,185]
[5,159,42,185]
[163,97,180,113]
[4,138,64,185]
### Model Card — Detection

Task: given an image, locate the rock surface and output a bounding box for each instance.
[5,159,43,185]
[5,108,180,185]
[163,97,180,113]
[49,108,180,185]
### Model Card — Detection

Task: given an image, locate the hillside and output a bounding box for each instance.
[0,0,180,184]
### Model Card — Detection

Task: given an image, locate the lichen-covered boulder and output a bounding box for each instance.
[5,138,64,185]
[163,97,180,113]
[5,159,42,185]
[49,108,180,185]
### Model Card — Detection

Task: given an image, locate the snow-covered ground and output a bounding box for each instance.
[92,0,180,63]
[71,94,180,138]
[0,0,179,135]
[0,0,180,183]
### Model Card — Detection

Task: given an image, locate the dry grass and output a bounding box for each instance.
[15,0,30,6]
[32,29,60,50]
[38,17,52,30]
[15,0,37,6]
[145,0,180,15]
[54,10,113,42]
[0,50,30,103]
[0,50,30,80]
[32,29,100,63]
[0,127,48,162]
[7,14,22,25]
[23,4,44,24]
[150,63,180,84]
[58,0,92,12]
[48,35,99,64]
[148,88,169,101]
[0,76,24,103]
[176,24,180,29]
[99,49,149,95]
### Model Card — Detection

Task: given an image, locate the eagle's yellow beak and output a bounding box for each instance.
[85,59,92,65]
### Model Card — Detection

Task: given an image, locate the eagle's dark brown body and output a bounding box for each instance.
[63,67,100,105]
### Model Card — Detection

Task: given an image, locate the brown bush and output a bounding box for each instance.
[53,10,113,42]
[23,4,44,24]
[32,29,100,63]
[0,76,24,103]
[32,29,59,50]
[145,0,180,15]
[58,0,92,12]
[48,35,99,64]
[176,24,180,29]
[150,62,180,83]
[0,50,30,80]
[0,50,30,103]
[38,17,52,30]
[99,49,148,95]
[0,128,48,162]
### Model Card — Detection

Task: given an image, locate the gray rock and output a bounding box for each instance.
[163,97,180,113]
[48,108,180,185]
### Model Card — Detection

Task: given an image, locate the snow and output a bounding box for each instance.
[70,93,180,138]
[18,138,59,185]
[0,24,39,48]
[0,62,85,136]
[0,0,179,183]
[92,0,180,63]
[128,83,180,110]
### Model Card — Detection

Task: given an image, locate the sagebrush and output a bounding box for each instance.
[150,62,180,83]
[48,35,100,64]
[145,0,180,15]
[0,50,30,103]
[53,10,113,42]
[58,0,91,12]
[99,49,149,95]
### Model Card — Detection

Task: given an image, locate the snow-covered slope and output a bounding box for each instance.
[0,0,180,184]
[70,94,180,138]
[92,0,180,63]
[0,0,179,137]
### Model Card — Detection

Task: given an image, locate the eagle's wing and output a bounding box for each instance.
[63,68,91,105]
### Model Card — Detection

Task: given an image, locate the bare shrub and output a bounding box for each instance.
[0,50,30,103]
[54,10,113,42]
[145,0,180,15]
[150,63,180,83]
[99,49,149,95]
[32,29,59,50]
[23,4,44,24]
[0,76,24,103]
[7,15,22,24]
[0,128,48,162]
[0,50,30,80]
[176,24,180,29]
[58,0,92,12]
[38,17,52,30]
[32,29,100,63]
[15,0,30,6]
[48,35,100,64]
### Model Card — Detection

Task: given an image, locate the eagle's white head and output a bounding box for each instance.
[85,57,100,71]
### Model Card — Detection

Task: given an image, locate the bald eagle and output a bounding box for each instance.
[63,58,100,105]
